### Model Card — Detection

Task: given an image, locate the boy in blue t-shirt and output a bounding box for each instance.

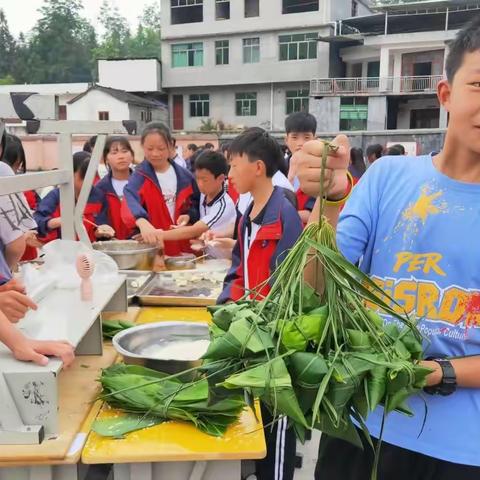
[296,16,480,480]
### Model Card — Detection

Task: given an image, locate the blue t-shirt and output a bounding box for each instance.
[337,154,480,466]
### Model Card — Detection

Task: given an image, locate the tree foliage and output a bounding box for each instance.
[0,0,161,84]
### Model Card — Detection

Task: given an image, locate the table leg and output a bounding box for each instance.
[114,463,153,480]
[113,461,241,480]
[0,465,78,480]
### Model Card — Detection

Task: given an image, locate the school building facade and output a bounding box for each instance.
[160,0,371,132]
[310,0,480,134]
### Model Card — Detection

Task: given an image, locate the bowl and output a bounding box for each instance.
[112,321,210,380]
[92,240,157,270]
[165,254,197,271]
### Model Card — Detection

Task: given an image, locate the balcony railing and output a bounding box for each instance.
[310,75,444,96]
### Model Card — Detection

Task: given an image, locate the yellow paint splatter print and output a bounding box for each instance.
[402,188,444,224]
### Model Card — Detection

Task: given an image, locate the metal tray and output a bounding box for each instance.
[136,270,225,307]
[119,270,155,301]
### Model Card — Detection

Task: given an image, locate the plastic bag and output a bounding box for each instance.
[40,240,119,289]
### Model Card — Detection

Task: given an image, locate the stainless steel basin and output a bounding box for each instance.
[92,240,157,270]
[112,321,210,379]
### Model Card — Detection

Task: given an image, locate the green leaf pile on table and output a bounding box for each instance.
[93,363,245,438]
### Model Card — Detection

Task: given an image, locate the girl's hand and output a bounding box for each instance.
[0,291,37,323]
[296,135,351,199]
[0,279,26,294]
[47,218,62,230]
[95,225,115,239]
[171,214,190,229]
[139,225,164,247]
[24,230,43,248]
[12,339,75,367]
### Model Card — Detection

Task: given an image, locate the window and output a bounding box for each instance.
[189,94,209,117]
[351,63,362,78]
[279,33,317,61]
[243,38,260,63]
[140,110,152,122]
[245,0,259,17]
[216,0,230,20]
[282,0,319,14]
[98,111,109,120]
[58,105,67,120]
[215,40,229,65]
[410,108,439,129]
[367,61,380,78]
[236,93,257,116]
[171,0,203,25]
[172,42,203,67]
[339,97,368,131]
[351,0,358,17]
[286,89,309,114]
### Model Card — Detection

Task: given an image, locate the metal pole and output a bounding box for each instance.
[58,133,76,241]
[384,11,388,35]
[74,134,107,246]
[270,83,274,131]
[445,8,449,31]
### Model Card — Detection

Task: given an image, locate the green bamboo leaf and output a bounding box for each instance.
[228,318,274,354]
[280,321,308,352]
[203,332,242,359]
[367,366,387,411]
[92,414,163,438]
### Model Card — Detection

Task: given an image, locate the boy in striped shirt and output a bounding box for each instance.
[154,150,236,257]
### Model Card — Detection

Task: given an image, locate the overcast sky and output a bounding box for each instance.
[0,0,160,37]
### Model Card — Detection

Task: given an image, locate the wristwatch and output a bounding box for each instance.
[424,358,457,396]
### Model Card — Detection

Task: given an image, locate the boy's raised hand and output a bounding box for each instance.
[295,134,351,200]
[13,339,75,367]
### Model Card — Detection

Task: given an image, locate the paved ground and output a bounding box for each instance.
[294,431,321,480]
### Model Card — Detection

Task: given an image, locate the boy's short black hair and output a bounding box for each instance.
[195,150,228,177]
[73,151,91,179]
[387,144,406,156]
[229,127,282,178]
[366,144,383,159]
[285,112,317,135]
[446,15,480,83]
[204,142,215,150]
[187,143,198,152]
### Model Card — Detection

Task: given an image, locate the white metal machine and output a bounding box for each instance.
[0,93,133,445]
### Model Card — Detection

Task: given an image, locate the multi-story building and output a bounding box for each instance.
[160,0,371,131]
[310,0,480,133]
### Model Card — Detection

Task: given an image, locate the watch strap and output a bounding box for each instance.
[424,358,457,396]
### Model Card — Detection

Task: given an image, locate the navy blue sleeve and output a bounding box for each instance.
[271,200,303,272]
[122,172,149,228]
[34,189,60,236]
[92,187,110,226]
